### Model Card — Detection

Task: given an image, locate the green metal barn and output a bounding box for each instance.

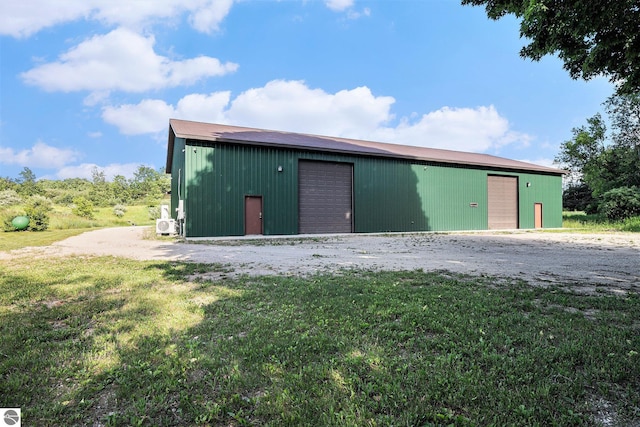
[165,119,565,238]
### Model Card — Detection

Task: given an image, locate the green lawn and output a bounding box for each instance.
[0,257,638,426]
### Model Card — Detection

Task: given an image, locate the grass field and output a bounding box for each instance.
[0,257,638,426]
[0,205,157,251]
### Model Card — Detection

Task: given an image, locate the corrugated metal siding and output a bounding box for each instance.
[179,140,563,237]
[518,173,563,228]
[353,158,429,233]
[170,137,186,220]
[184,144,216,237]
[184,142,298,237]
[418,165,488,231]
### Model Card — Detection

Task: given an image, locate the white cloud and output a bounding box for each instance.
[0,0,93,38]
[102,92,231,135]
[56,162,143,180]
[347,7,371,20]
[325,0,354,12]
[225,80,394,137]
[369,106,532,152]
[1,0,235,38]
[175,92,231,123]
[0,141,80,169]
[20,28,238,94]
[100,79,531,154]
[189,0,234,33]
[324,0,369,19]
[102,99,176,135]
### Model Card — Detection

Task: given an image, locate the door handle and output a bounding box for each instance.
[259,212,262,219]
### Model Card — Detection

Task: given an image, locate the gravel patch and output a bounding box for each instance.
[2,226,639,294]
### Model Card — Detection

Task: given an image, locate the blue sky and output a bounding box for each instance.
[0,0,613,181]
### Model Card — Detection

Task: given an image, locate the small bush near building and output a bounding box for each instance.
[24,195,52,231]
[598,186,640,221]
[113,204,127,217]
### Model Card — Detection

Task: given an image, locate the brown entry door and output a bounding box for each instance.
[534,203,543,228]
[245,196,263,235]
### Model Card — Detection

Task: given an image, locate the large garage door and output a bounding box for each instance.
[487,175,518,229]
[299,160,353,234]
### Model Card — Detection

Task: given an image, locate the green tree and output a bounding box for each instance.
[111,175,131,204]
[18,167,36,183]
[556,93,640,212]
[40,178,92,205]
[461,0,640,94]
[129,165,170,202]
[89,167,114,206]
[0,177,17,192]
[604,93,640,188]
[16,167,41,197]
[562,183,594,212]
[556,114,608,196]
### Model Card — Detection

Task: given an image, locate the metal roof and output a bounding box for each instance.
[166,118,565,175]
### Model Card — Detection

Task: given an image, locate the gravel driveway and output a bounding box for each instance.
[4,227,639,294]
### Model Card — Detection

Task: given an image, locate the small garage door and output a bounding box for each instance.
[299,160,353,234]
[487,175,518,229]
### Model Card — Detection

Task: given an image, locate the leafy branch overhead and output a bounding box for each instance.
[462,0,640,94]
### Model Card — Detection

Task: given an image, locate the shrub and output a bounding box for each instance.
[598,186,640,221]
[113,204,127,218]
[72,196,95,219]
[24,195,52,231]
[0,190,23,207]
[1,208,25,232]
[148,206,161,220]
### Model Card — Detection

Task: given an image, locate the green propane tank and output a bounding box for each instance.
[11,216,29,231]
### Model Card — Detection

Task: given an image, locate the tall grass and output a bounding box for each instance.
[563,211,640,232]
[49,205,156,229]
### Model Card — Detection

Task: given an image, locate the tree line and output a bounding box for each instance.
[1,165,171,231]
[556,93,640,220]
[1,165,170,207]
